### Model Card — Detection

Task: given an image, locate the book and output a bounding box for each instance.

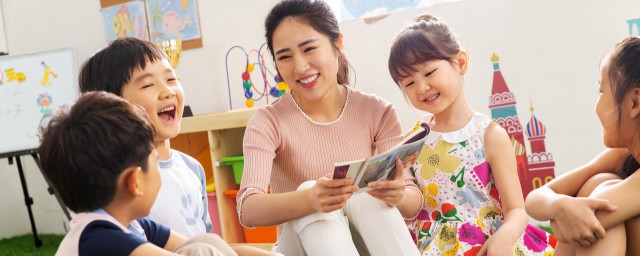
[332,122,430,193]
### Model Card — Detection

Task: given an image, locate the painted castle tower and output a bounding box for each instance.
[525,102,556,194]
[488,53,556,197]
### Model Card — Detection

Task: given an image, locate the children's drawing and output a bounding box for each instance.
[5,68,26,83]
[487,53,556,198]
[628,18,640,36]
[37,93,53,115]
[340,0,462,22]
[225,43,289,109]
[41,61,58,87]
[0,104,22,118]
[342,0,419,21]
[146,0,201,44]
[101,1,149,42]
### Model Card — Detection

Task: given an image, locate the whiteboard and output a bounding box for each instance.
[0,48,77,158]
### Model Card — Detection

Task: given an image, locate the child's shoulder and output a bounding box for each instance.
[168,149,205,177]
[169,149,203,169]
[425,112,492,144]
[57,213,134,256]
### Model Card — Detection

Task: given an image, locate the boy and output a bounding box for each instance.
[43,92,279,256]
[41,92,230,255]
[78,38,209,237]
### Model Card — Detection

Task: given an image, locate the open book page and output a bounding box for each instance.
[332,122,430,192]
[353,137,426,192]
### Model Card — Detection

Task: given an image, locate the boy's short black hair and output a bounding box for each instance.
[39,91,155,213]
[78,38,167,95]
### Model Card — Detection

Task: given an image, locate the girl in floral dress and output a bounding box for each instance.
[387,14,556,255]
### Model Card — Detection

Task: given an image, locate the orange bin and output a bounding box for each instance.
[224,189,277,243]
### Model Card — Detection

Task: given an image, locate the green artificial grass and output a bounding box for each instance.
[0,227,553,255]
[537,225,554,235]
[0,234,63,256]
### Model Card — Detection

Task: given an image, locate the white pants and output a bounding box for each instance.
[274,181,420,256]
[174,233,237,256]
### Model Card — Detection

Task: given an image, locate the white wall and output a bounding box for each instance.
[0,1,7,53]
[341,0,639,176]
[0,0,638,238]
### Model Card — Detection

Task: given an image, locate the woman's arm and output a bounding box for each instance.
[479,123,529,255]
[241,177,359,227]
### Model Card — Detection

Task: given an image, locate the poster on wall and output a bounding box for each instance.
[340,0,462,22]
[0,48,77,158]
[101,1,150,42]
[146,0,202,49]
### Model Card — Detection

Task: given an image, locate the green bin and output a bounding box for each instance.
[219,155,244,185]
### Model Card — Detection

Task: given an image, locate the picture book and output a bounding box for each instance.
[332,122,430,193]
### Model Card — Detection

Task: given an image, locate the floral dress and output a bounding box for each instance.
[409,113,556,255]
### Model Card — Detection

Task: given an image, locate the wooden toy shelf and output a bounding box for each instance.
[170,108,258,243]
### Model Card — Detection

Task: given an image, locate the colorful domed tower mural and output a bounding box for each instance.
[525,101,556,194]
[488,53,556,197]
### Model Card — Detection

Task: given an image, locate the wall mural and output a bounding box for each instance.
[488,53,556,198]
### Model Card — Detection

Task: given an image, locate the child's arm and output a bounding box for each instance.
[129,231,185,256]
[479,123,529,255]
[130,244,182,256]
[589,169,640,229]
[163,231,187,252]
[232,245,283,256]
[525,148,625,243]
[196,163,213,232]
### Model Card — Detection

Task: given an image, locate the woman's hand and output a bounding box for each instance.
[550,196,617,247]
[308,176,359,213]
[366,159,406,207]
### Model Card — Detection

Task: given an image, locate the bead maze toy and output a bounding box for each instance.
[225,43,289,109]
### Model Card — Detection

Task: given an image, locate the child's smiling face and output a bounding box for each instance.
[595,57,636,150]
[398,52,467,114]
[121,58,184,142]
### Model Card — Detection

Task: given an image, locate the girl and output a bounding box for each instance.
[237,0,421,255]
[525,37,640,255]
[388,15,556,255]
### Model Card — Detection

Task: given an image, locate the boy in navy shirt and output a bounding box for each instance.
[41,92,274,256]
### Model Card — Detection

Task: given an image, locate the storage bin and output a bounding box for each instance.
[224,189,277,243]
[207,192,222,237]
[218,155,244,185]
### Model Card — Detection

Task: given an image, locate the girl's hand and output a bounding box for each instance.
[366,159,406,207]
[477,229,517,256]
[550,196,617,247]
[308,176,359,213]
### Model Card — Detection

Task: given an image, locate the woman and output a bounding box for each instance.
[236,0,421,255]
